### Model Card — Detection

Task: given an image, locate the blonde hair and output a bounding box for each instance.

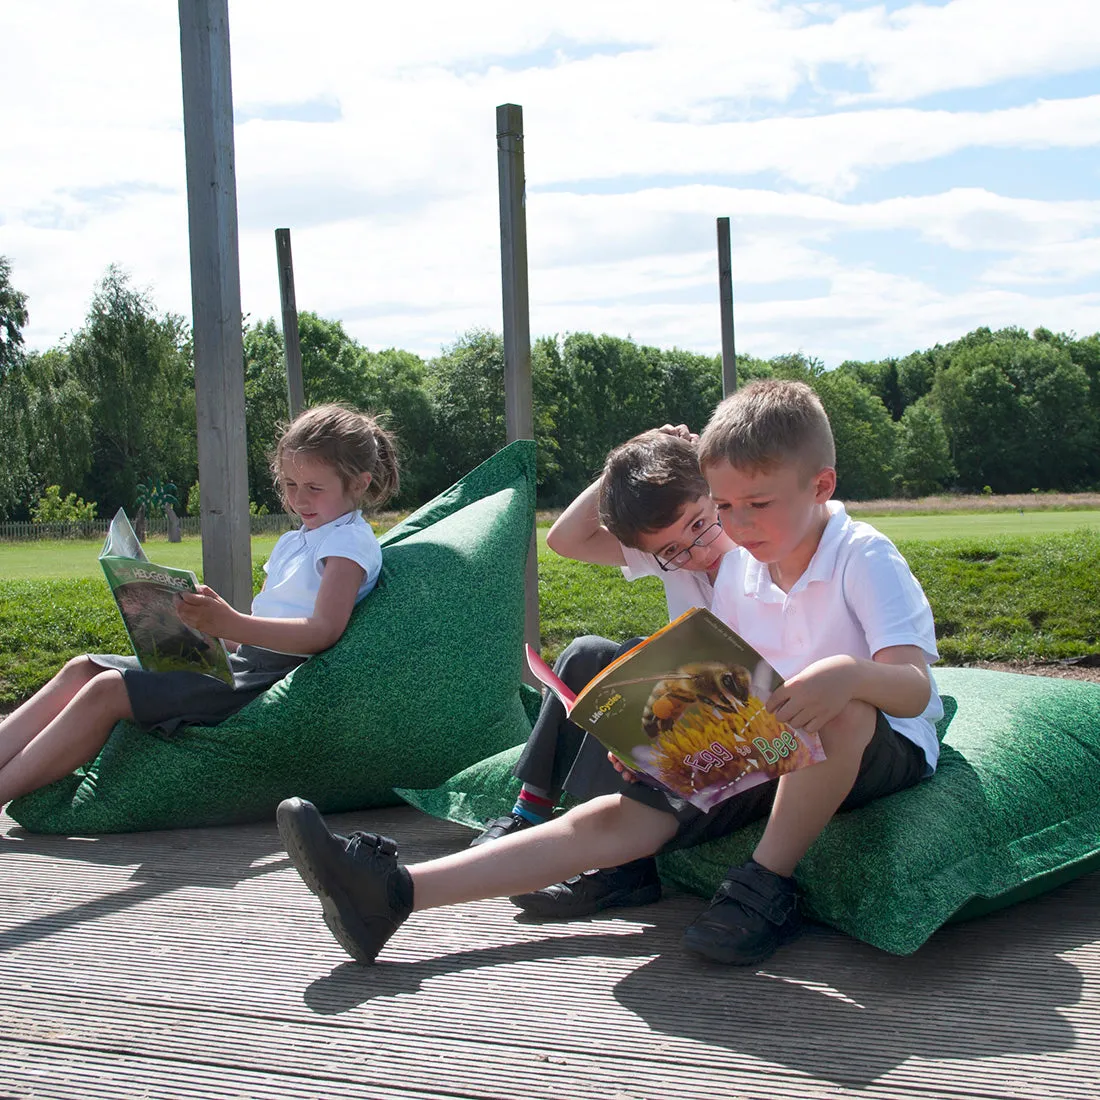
[271,403,400,512]
[698,380,835,479]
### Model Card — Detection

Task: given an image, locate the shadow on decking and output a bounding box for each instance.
[3,807,1098,1097]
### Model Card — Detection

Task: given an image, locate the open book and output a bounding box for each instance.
[527,607,826,812]
[100,508,234,684]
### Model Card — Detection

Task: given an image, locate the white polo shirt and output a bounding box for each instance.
[621,543,716,620]
[251,511,382,632]
[710,501,943,772]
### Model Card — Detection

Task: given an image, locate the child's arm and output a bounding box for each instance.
[766,646,932,735]
[176,556,366,655]
[545,478,627,567]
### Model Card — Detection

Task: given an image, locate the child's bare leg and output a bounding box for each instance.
[751,699,878,876]
[276,793,679,964]
[410,793,679,910]
[0,669,132,805]
[0,656,104,770]
[682,700,878,966]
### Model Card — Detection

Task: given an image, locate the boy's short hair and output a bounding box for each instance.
[599,430,709,547]
[697,379,835,479]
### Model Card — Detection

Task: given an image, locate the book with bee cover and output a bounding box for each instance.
[99,508,234,684]
[526,606,826,812]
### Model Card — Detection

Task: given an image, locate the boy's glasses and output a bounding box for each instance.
[654,521,724,572]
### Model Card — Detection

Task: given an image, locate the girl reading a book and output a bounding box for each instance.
[0,403,399,807]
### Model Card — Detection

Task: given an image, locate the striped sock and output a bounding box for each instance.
[512,788,555,825]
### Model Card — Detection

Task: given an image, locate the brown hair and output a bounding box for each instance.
[271,403,400,512]
[598,430,709,547]
[697,380,835,478]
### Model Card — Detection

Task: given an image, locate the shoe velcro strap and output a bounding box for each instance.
[349,832,399,858]
[714,866,797,925]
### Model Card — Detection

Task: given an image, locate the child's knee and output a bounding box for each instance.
[564,793,677,852]
[81,669,132,718]
[61,655,99,683]
[819,699,878,756]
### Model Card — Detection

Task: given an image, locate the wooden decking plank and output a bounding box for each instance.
[2,806,1099,1100]
[3,989,1099,1100]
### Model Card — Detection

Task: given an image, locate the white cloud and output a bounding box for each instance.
[0,0,1097,368]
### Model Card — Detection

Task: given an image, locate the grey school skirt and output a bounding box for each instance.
[88,645,306,735]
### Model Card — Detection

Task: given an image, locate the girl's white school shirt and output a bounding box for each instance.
[251,511,382,632]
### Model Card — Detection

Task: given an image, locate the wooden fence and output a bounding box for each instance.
[0,514,297,542]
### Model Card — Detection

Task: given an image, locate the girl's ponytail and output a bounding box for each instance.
[362,421,400,508]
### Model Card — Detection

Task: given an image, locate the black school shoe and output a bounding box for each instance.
[681,859,801,965]
[510,857,661,918]
[469,812,536,846]
[276,796,414,964]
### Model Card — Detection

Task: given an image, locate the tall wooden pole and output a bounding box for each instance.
[496,102,539,663]
[275,228,305,420]
[717,216,738,397]
[178,0,252,611]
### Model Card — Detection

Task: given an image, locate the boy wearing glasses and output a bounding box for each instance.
[467,426,734,914]
[277,381,942,967]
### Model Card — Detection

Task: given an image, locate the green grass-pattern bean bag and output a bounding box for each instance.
[398,667,1100,954]
[9,441,541,835]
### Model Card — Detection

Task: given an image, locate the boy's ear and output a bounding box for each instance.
[812,467,837,502]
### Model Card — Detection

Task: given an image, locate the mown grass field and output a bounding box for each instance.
[1,515,1099,708]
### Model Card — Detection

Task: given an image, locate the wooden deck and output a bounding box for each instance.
[2,804,1098,1100]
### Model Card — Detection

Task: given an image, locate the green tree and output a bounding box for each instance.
[837,358,904,420]
[0,258,32,516]
[243,314,439,508]
[242,318,292,512]
[812,370,897,499]
[892,399,956,497]
[658,348,723,433]
[67,267,197,514]
[425,330,509,488]
[932,329,1093,491]
[0,256,28,380]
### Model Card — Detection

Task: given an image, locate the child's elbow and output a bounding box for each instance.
[309,618,349,653]
[545,525,566,556]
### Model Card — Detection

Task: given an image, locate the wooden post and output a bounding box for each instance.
[717,216,737,397]
[275,228,305,420]
[496,103,540,665]
[178,0,252,611]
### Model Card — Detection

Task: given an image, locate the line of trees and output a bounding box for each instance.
[2,258,1099,522]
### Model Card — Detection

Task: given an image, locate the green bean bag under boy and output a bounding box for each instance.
[397,666,1100,955]
[9,441,541,835]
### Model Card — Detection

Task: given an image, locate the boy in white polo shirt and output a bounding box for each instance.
[470,427,734,911]
[276,380,942,967]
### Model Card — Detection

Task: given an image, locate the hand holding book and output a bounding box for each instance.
[176,584,242,641]
[526,607,827,812]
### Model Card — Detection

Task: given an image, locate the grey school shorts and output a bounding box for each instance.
[87,645,305,736]
[621,708,928,853]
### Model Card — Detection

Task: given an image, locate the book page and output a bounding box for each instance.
[566,608,826,812]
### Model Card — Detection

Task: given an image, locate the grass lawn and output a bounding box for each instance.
[854,510,1100,540]
[2,518,1099,707]
[0,535,283,581]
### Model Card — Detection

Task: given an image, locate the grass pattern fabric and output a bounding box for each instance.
[399,667,1100,954]
[9,441,540,835]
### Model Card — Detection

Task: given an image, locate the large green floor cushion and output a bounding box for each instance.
[9,441,541,834]
[398,667,1100,955]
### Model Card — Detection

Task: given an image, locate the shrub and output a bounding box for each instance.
[30,486,97,524]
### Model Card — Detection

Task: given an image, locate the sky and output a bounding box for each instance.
[1,0,1099,368]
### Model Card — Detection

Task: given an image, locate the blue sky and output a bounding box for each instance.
[1,0,1097,369]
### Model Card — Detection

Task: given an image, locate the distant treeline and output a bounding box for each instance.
[2,260,1099,521]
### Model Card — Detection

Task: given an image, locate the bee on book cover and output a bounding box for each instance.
[597,660,826,812]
